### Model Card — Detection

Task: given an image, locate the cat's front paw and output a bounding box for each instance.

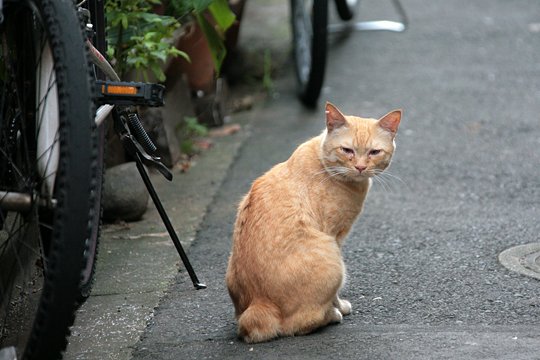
[329,307,343,324]
[336,298,352,316]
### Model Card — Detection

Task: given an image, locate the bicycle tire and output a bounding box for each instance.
[0,0,97,358]
[78,124,104,302]
[290,0,328,107]
[76,0,107,303]
[334,0,358,21]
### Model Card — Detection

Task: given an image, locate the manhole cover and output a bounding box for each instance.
[499,243,540,280]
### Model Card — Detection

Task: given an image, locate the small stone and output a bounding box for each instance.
[103,162,149,222]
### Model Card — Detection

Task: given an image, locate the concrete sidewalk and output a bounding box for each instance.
[64,114,251,359]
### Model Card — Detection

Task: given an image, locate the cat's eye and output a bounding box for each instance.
[340,147,354,155]
[369,149,382,156]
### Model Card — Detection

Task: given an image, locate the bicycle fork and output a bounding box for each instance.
[97,83,206,290]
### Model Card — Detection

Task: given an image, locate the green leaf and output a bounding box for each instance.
[190,0,213,13]
[140,12,169,23]
[144,32,158,39]
[121,15,128,29]
[195,13,226,74]
[172,48,189,61]
[208,0,236,32]
[151,50,168,62]
[150,62,166,82]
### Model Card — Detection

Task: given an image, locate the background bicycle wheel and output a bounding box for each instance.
[290,0,328,107]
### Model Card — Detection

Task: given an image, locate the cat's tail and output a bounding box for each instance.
[237,301,281,343]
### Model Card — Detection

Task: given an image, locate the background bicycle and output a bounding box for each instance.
[290,0,407,107]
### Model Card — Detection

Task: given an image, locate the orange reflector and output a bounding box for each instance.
[102,84,138,95]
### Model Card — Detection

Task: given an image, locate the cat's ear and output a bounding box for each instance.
[378,109,402,135]
[325,102,348,132]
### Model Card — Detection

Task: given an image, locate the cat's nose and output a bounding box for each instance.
[355,165,367,173]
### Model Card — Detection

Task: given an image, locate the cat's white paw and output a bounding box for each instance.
[337,299,352,315]
[329,308,343,324]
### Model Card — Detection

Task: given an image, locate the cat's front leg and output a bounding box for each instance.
[333,296,352,316]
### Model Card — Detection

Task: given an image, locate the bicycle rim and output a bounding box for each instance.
[290,0,328,107]
[0,0,96,358]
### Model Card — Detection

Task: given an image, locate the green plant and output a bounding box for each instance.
[169,0,236,73]
[178,116,209,155]
[263,49,274,93]
[105,0,235,82]
[105,0,187,81]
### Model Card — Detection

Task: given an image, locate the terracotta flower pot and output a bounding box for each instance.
[173,21,215,94]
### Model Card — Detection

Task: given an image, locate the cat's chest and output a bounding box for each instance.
[311,182,368,239]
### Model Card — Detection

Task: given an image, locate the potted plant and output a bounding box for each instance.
[167,0,238,126]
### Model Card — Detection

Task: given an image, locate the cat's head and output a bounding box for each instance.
[320,102,401,182]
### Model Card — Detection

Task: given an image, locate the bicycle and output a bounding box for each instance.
[0,0,204,358]
[0,0,97,358]
[290,0,408,107]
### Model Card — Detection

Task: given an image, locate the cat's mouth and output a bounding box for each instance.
[321,165,374,182]
[352,167,384,182]
[351,170,372,181]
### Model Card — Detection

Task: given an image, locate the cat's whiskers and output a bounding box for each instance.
[367,168,407,193]
[371,169,406,184]
[366,169,389,191]
[371,173,392,193]
[314,166,353,185]
[313,168,331,176]
[326,166,354,177]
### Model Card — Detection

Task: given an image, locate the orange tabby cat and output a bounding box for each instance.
[226,102,401,343]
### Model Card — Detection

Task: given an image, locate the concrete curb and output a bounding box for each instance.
[65,112,253,360]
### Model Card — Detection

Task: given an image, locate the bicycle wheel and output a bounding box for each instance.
[0,0,97,358]
[290,0,328,107]
[334,0,358,21]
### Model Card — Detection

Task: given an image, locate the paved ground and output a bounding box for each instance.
[68,0,540,359]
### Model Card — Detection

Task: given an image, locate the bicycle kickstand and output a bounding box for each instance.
[134,153,207,290]
[111,105,207,290]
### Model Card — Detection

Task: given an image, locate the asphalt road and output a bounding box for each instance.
[132,0,540,358]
